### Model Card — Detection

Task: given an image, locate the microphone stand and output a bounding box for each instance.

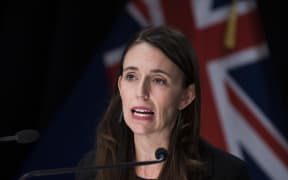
[19,148,167,180]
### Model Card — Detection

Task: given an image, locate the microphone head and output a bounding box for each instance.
[16,129,40,144]
[155,148,168,161]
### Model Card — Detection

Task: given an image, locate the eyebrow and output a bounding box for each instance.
[150,69,172,78]
[123,66,138,72]
[123,66,172,78]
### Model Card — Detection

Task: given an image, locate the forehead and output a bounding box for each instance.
[123,42,181,74]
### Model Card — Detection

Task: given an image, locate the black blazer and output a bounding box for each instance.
[199,139,251,180]
[76,138,251,180]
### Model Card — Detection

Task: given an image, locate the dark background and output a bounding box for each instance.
[0,1,128,179]
[0,1,286,180]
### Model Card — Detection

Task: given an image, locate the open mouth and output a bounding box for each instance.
[131,107,154,120]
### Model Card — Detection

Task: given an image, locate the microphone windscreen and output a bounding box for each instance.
[155,148,168,160]
[16,129,40,144]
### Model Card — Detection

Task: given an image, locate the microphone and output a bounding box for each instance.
[0,129,40,144]
[18,148,168,180]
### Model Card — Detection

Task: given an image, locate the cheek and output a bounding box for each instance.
[120,82,133,99]
[120,91,131,111]
[153,89,182,112]
[119,84,135,116]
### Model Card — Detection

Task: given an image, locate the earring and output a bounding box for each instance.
[118,110,123,123]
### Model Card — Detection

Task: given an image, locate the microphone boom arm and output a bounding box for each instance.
[19,152,166,180]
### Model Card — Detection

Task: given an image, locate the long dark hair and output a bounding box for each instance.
[95,25,205,180]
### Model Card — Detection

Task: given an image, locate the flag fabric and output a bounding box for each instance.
[16,0,287,180]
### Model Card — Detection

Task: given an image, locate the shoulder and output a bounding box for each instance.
[199,138,251,180]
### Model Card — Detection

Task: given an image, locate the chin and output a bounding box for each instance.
[129,126,153,136]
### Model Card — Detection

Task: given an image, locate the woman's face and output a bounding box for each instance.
[118,42,195,137]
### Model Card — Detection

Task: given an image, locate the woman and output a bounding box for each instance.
[77,25,251,180]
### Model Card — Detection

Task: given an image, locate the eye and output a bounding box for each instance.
[124,73,137,81]
[153,78,167,85]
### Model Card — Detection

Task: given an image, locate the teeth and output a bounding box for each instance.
[134,109,151,113]
[134,112,152,117]
[132,109,154,114]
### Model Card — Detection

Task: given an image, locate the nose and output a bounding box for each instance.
[136,78,149,100]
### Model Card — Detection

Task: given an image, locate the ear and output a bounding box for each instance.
[178,84,196,110]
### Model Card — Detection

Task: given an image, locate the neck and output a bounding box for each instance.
[133,134,168,179]
[134,133,168,160]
